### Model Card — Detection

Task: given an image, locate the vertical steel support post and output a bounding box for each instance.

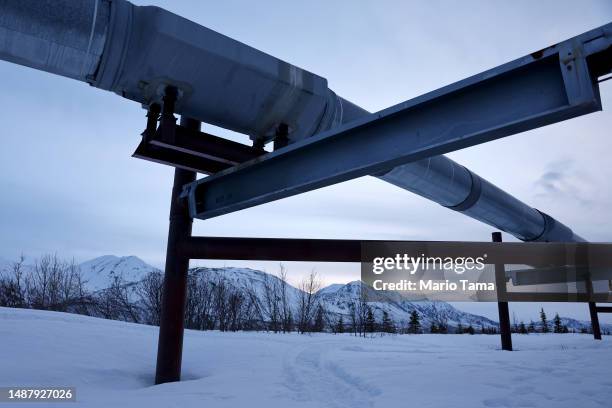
[589,302,601,340]
[588,301,602,340]
[493,232,513,351]
[578,242,602,340]
[155,114,199,384]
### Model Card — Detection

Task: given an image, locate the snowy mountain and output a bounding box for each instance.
[78,255,160,291]
[317,280,498,329]
[188,270,609,332]
[184,269,496,329]
[558,316,592,332]
[3,253,606,332]
[316,283,345,296]
[190,266,303,306]
[2,255,159,292]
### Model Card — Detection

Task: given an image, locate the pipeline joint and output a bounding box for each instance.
[444,169,482,212]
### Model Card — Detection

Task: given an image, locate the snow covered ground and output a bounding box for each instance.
[1,307,610,408]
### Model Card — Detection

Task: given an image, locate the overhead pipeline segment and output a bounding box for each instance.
[0,0,595,242]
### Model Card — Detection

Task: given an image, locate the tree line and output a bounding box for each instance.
[509,308,602,335]
[1,255,603,335]
[0,255,420,334]
[0,255,339,333]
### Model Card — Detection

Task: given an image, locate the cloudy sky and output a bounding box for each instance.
[0,0,611,322]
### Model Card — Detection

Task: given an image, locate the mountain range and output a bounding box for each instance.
[77,257,498,328]
[1,255,607,332]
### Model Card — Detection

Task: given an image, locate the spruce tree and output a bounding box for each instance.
[313,305,325,332]
[528,320,536,333]
[430,323,438,333]
[456,322,464,334]
[519,321,528,334]
[408,310,421,334]
[381,310,395,333]
[365,307,375,333]
[553,313,563,333]
[540,308,549,333]
[286,310,293,333]
[466,324,475,335]
[336,315,344,334]
[438,320,448,334]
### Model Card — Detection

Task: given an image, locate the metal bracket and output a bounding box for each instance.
[132,87,264,174]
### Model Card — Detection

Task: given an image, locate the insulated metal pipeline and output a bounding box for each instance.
[0,0,584,242]
[336,102,583,242]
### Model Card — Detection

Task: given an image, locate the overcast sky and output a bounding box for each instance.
[0,0,611,323]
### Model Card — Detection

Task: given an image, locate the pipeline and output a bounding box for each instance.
[0,0,584,242]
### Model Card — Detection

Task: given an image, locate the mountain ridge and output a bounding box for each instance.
[1,255,608,332]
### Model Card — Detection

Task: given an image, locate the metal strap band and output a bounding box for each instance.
[445,169,482,212]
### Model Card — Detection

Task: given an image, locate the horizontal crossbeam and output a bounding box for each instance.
[133,124,264,174]
[179,236,361,262]
[151,125,263,165]
[184,23,611,220]
[179,236,612,266]
[180,237,612,302]
[505,293,611,303]
[133,142,231,174]
[508,265,612,286]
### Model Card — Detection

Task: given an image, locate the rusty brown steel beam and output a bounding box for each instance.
[179,236,361,262]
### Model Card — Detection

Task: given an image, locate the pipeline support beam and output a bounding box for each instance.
[155,113,198,384]
[2,2,607,244]
[184,24,611,220]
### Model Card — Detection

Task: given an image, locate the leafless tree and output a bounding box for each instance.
[63,259,91,315]
[0,255,26,308]
[23,254,88,312]
[297,270,321,334]
[261,272,281,332]
[25,254,54,309]
[185,271,215,330]
[278,265,293,333]
[1,254,364,336]
[213,277,231,331]
[95,275,140,323]
[226,291,245,331]
[136,271,164,325]
[348,302,358,336]
[241,280,265,331]
[347,283,369,337]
